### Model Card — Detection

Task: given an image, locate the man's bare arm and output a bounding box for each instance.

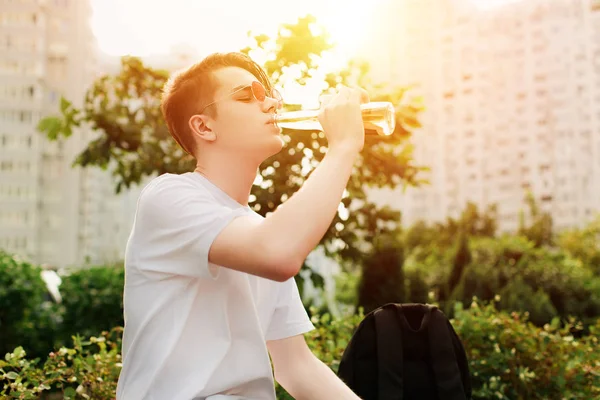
[209,87,367,281]
[267,334,361,399]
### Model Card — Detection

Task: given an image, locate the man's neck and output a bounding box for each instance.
[194,154,259,207]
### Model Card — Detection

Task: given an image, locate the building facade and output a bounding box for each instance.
[0,0,134,267]
[360,0,600,232]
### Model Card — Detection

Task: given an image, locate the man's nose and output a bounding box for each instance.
[262,95,281,112]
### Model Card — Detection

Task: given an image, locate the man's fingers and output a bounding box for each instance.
[321,85,368,107]
[357,87,370,104]
[319,94,335,107]
[349,87,361,105]
[336,85,352,101]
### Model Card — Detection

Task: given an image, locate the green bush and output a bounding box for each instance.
[0,251,61,360]
[422,235,600,327]
[496,276,557,326]
[357,235,406,314]
[335,267,430,317]
[0,252,125,360]
[59,266,124,342]
[334,269,361,307]
[404,268,429,304]
[2,303,598,400]
[0,328,122,399]
[557,215,600,274]
[452,299,600,399]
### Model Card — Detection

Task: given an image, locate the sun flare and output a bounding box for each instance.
[315,1,375,66]
[89,0,383,108]
[90,0,380,62]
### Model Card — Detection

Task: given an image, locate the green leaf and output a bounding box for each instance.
[12,347,25,359]
[310,270,326,290]
[37,117,64,140]
[63,387,77,399]
[60,97,72,113]
[5,371,18,380]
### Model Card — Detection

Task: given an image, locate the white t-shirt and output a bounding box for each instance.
[116,172,315,400]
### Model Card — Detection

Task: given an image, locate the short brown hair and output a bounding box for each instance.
[160,52,272,155]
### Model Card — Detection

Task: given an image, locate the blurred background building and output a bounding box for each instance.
[0,0,133,268]
[362,0,600,233]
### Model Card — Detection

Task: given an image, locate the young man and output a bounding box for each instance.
[116,52,367,400]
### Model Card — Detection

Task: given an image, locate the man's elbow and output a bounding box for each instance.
[266,250,303,282]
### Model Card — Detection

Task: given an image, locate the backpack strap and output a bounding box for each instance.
[396,303,434,333]
[374,304,404,400]
[427,308,468,400]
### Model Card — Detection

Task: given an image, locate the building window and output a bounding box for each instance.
[19,111,31,123]
[0,161,13,171]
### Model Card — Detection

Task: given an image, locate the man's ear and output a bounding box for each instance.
[189,114,217,142]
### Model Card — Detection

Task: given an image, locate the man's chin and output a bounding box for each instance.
[268,136,285,154]
[260,136,285,160]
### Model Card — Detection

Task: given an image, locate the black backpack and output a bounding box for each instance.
[337,303,472,400]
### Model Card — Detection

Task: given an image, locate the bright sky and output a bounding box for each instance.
[89,0,518,105]
[90,0,379,60]
[90,0,387,106]
[471,0,524,9]
[89,0,522,58]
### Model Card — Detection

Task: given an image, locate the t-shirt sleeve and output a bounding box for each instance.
[265,277,315,341]
[133,177,249,279]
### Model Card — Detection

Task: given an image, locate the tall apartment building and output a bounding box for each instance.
[359,0,600,233]
[0,0,136,268]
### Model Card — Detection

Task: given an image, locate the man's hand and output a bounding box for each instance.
[318,86,370,153]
